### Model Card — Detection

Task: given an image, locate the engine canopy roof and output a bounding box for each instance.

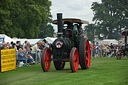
[53,18,89,24]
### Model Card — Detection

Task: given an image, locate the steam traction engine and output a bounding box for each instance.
[116,29,128,59]
[41,13,91,72]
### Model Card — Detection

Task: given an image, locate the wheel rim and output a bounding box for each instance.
[85,40,91,68]
[42,48,51,71]
[70,48,79,72]
[73,49,79,71]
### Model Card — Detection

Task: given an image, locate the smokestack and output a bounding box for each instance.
[57,13,63,37]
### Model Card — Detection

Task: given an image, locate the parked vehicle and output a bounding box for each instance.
[116,29,128,59]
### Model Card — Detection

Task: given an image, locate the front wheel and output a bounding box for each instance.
[41,47,51,72]
[70,47,79,73]
[79,38,91,69]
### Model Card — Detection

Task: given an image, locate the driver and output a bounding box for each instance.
[78,24,84,38]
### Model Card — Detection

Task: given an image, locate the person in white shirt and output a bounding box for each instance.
[31,42,41,63]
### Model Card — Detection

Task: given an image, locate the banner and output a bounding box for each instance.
[0,38,4,42]
[0,49,16,72]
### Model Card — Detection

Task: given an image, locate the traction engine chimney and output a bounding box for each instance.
[57,13,63,37]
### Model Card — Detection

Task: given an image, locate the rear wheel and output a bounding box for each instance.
[70,47,79,72]
[53,61,65,70]
[79,38,91,69]
[41,47,51,72]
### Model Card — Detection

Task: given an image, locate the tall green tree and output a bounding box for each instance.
[85,24,101,42]
[0,0,13,37]
[0,0,54,38]
[34,0,54,38]
[91,0,128,40]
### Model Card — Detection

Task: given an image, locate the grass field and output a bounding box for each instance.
[0,57,128,85]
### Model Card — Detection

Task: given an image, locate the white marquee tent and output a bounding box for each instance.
[45,37,56,44]
[0,34,16,43]
[13,38,41,45]
[101,39,118,45]
[13,37,57,45]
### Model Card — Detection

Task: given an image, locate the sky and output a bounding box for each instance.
[50,0,101,32]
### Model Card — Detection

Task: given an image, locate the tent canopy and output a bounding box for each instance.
[0,34,15,43]
[13,37,57,45]
[53,18,89,24]
[45,37,56,44]
[101,39,118,45]
[13,38,41,45]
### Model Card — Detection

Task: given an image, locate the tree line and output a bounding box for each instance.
[85,0,128,41]
[0,0,54,38]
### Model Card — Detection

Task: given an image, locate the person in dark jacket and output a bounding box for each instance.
[16,41,22,50]
[18,48,27,64]
[78,24,84,38]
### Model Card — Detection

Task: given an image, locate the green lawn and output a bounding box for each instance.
[0,57,128,85]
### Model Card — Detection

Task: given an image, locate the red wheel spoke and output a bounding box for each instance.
[70,48,79,72]
[86,57,88,61]
[41,47,51,72]
[73,56,76,62]
[85,40,91,68]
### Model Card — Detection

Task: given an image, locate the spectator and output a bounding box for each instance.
[24,42,31,54]
[17,48,27,64]
[113,44,117,57]
[39,41,45,50]
[95,45,100,57]
[9,41,14,49]
[6,42,10,49]
[99,44,104,57]
[1,43,7,49]
[116,46,120,56]
[91,43,95,58]
[27,53,36,64]
[107,46,111,57]
[31,42,41,62]
[44,41,49,48]
[102,45,107,57]
[109,43,114,50]
[23,41,28,49]
[16,41,22,50]
[12,43,17,49]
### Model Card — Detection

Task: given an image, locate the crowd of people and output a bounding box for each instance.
[91,43,122,58]
[0,39,123,67]
[0,40,49,67]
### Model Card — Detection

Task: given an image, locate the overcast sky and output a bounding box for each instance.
[50,0,101,32]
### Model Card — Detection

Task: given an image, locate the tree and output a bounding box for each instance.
[91,0,128,40]
[0,0,13,37]
[84,24,100,42]
[35,0,54,38]
[0,0,54,38]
